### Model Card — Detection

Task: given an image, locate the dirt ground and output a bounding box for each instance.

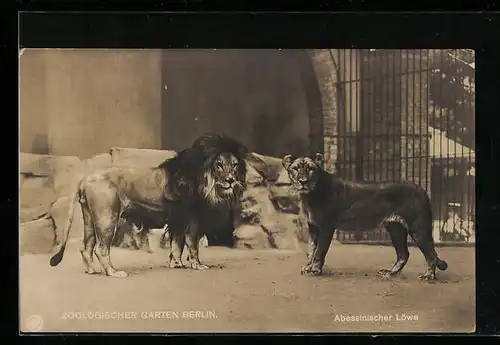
[19,241,475,333]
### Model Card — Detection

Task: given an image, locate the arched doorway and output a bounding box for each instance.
[160,49,317,159]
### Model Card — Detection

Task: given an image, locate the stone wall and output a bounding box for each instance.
[45,49,164,158]
[21,49,313,161]
[20,49,164,159]
[307,50,340,174]
[19,49,48,154]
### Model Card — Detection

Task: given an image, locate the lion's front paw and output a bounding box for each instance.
[301,262,322,276]
[84,266,102,275]
[190,261,210,270]
[106,269,128,278]
[418,271,436,282]
[169,259,185,269]
[300,263,312,275]
[377,268,394,279]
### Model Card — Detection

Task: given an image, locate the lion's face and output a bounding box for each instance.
[201,152,246,204]
[282,153,324,195]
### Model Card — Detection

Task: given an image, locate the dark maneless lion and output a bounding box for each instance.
[49,134,251,278]
[283,153,448,281]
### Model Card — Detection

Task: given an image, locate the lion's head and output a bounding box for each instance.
[282,153,324,195]
[199,149,247,205]
[160,133,248,206]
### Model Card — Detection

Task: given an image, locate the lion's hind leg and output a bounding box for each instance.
[79,201,101,275]
[131,223,154,254]
[168,222,186,269]
[408,218,448,282]
[185,219,209,270]
[377,220,410,279]
[89,195,127,278]
[94,220,127,278]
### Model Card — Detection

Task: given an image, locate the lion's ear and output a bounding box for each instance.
[282,154,293,170]
[313,153,324,168]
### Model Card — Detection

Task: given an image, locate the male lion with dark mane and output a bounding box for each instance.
[49,134,251,278]
[283,153,448,281]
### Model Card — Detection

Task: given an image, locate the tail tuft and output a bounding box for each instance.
[49,246,65,267]
[437,259,448,271]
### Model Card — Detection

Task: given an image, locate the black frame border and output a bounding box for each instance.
[9,10,500,339]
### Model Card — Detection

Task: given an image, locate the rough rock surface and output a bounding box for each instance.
[110,147,177,167]
[247,152,285,182]
[83,153,113,170]
[20,153,84,226]
[245,163,265,187]
[234,185,304,250]
[20,153,83,177]
[20,204,50,224]
[234,225,272,249]
[20,217,55,255]
[268,184,300,214]
[261,212,302,250]
[20,175,56,223]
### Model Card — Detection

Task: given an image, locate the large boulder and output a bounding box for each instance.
[19,203,50,224]
[234,185,303,250]
[20,152,84,197]
[20,152,82,177]
[268,184,299,214]
[110,147,266,187]
[274,166,292,185]
[20,153,85,224]
[246,152,285,182]
[20,175,56,223]
[233,224,272,249]
[245,163,265,187]
[109,147,177,167]
[261,213,303,250]
[265,160,300,214]
[83,153,113,171]
[20,217,55,255]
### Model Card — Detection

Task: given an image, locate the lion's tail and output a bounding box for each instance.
[436,258,448,271]
[49,178,83,267]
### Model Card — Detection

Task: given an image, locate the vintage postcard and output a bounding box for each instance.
[19,48,475,333]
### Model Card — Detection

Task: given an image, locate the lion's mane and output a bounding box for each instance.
[157,133,249,206]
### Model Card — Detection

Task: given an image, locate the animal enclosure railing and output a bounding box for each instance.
[329,49,475,245]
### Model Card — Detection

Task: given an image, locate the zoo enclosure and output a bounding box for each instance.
[328,49,475,244]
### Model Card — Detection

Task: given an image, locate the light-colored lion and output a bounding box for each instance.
[49,134,252,278]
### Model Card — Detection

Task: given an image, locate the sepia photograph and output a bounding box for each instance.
[19,48,475,333]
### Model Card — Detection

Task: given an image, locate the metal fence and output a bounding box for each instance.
[331,49,475,245]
